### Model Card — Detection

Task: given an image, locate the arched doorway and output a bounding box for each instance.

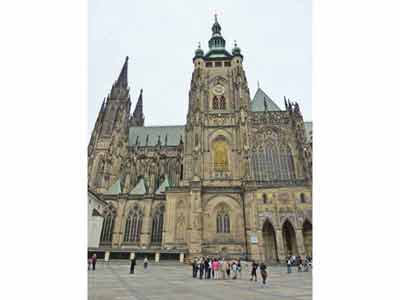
[303,220,312,256]
[282,220,298,256]
[262,220,278,262]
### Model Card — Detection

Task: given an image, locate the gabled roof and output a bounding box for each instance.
[251,88,281,112]
[129,178,146,195]
[104,179,122,195]
[155,176,170,195]
[129,126,185,147]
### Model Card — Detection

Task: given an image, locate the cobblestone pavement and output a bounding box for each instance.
[88,262,312,300]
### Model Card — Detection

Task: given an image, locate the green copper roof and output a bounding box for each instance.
[129,126,185,147]
[155,176,170,195]
[251,88,281,112]
[129,178,146,195]
[104,179,121,195]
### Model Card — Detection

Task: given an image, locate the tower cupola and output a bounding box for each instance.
[208,14,226,50]
[194,42,204,58]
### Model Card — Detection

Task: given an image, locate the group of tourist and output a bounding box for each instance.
[191,257,269,285]
[286,255,312,273]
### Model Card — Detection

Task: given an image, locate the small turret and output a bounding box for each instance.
[194,42,204,59]
[232,40,242,57]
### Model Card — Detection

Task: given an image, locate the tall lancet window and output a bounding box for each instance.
[212,96,219,109]
[123,207,143,243]
[100,205,116,244]
[216,207,230,233]
[219,96,226,109]
[151,206,164,244]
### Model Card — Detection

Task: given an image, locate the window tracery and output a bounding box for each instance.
[100,205,116,244]
[123,207,143,243]
[216,207,230,233]
[251,142,296,181]
[151,206,164,244]
[211,95,227,110]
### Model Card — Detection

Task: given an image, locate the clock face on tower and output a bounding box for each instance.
[213,84,225,96]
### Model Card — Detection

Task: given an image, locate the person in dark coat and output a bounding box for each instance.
[192,258,198,278]
[250,261,258,281]
[130,257,136,274]
[204,257,209,279]
[260,262,267,284]
[199,259,205,280]
[91,254,97,271]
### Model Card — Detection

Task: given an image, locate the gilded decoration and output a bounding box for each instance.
[212,139,229,172]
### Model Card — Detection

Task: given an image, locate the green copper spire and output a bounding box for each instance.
[208,14,226,50]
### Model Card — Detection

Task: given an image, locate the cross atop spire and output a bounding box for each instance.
[211,13,222,36]
[115,56,129,88]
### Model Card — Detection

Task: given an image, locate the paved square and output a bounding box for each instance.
[89,262,312,300]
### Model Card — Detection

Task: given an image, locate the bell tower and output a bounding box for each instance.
[184,16,253,182]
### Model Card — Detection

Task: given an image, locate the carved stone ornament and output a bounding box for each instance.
[212,84,225,96]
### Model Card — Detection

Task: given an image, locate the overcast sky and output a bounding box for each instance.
[89,0,311,138]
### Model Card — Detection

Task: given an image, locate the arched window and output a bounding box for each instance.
[151,206,164,244]
[219,96,226,109]
[100,205,116,244]
[123,208,143,243]
[216,208,230,233]
[212,96,219,109]
[213,139,229,172]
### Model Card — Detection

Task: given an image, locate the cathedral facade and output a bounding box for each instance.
[88,17,312,263]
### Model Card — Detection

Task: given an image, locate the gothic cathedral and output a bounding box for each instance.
[88,17,312,263]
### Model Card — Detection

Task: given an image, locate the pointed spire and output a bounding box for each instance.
[131,89,144,126]
[115,56,129,88]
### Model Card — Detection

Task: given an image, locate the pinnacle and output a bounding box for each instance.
[115,56,129,88]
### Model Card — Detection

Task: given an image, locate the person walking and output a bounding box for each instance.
[250,261,258,281]
[91,254,97,271]
[192,258,197,278]
[88,257,92,271]
[231,261,237,279]
[130,257,136,274]
[212,258,218,279]
[204,257,209,280]
[226,261,231,279]
[144,257,149,271]
[287,257,292,273]
[260,262,267,285]
[221,259,226,280]
[237,260,242,279]
[199,258,204,280]
[298,256,303,272]
[207,258,212,279]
